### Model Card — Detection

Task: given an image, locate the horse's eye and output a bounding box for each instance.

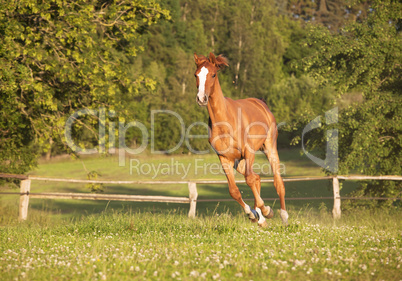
[212,74,216,78]
[194,74,197,77]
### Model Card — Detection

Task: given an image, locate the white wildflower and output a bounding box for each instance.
[294,259,305,266]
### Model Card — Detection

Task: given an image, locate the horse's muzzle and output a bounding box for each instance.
[196,94,208,106]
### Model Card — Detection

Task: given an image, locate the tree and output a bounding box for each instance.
[218,0,286,98]
[0,0,170,173]
[301,0,401,206]
[287,0,370,31]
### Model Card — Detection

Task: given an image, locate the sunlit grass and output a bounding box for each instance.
[4,150,395,280]
[0,208,400,280]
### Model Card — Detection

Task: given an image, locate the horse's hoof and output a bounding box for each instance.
[249,208,268,226]
[262,206,274,219]
[248,209,262,223]
[251,209,259,220]
[248,209,259,222]
[255,208,268,227]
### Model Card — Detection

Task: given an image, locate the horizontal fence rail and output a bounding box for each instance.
[0,173,401,221]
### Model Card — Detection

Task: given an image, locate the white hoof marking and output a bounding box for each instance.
[255,208,266,225]
[244,204,251,215]
[280,209,289,225]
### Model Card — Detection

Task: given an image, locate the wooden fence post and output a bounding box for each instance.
[332,176,341,219]
[188,182,198,218]
[19,179,31,221]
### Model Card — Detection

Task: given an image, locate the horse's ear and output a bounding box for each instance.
[209,52,217,65]
[194,53,200,65]
[194,53,207,66]
[215,55,229,69]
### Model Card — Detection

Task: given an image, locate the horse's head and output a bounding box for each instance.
[194,52,228,106]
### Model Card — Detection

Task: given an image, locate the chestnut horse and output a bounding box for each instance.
[194,52,288,227]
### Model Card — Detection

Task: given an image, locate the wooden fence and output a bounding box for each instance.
[0,173,401,221]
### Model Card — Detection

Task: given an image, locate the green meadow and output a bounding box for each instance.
[1,150,400,280]
[0,209,401,280]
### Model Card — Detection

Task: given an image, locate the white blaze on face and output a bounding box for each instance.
[197,66,209,102]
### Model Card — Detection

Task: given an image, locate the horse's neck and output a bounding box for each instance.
[207,78,228,123]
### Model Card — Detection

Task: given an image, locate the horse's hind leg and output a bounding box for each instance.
[263,124,288,225]
[219,156,258,222]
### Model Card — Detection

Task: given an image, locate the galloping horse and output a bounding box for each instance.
[193,52,288,227]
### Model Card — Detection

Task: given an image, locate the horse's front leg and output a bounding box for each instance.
[219,156,258,222]
[243,152,274,227]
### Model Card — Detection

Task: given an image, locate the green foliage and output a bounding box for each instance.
[301,0,402,204]
[85,170,103,193]
[218,0,286,98]
[288,0,371,31]
[268,75,334,123]
[0,0,170,173]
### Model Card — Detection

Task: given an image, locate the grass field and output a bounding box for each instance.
[0,209,401,280]
[0,150,401,280]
